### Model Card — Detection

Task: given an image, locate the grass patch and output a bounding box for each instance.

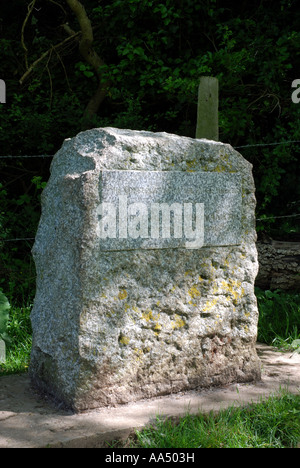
[123,391,300,449]
[0,304,32,376]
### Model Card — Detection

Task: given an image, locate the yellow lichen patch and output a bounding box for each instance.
[119,335,130,345]
[105,309,117,318]
[141,309,162,333]
[219,279,244,303]
[188,285,201,299]
[186,159,197,172]
[203,298,218,312]
[185,270,193,277]
[171,314,186,329]
[188,300,198,306]
[141,309,154,322]
[134,348,143,362]
[118,290,128,300]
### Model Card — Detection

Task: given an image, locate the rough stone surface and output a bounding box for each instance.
[30,127,261,411]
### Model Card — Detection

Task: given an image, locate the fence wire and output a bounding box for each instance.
[1,139,299,243]
[2,214,299,243]
[234,140,300,149]
[0,140,300,159]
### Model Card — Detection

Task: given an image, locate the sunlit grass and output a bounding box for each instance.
[121,391,300,449]
[0,304,32,376]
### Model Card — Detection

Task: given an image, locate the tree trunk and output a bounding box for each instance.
[66,0,110,130]
[256,238,300,291]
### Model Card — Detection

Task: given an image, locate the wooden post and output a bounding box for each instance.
[196,76,219,141]
[0,79,6,104]
[0,339,5,363]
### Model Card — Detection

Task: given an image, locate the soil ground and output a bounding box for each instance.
[0,343,299,448]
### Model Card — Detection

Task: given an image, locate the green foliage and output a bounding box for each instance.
[0,0,299,301]
[256,288,300,348]
[1,0,299,216]
[0,173,47,303]
[0,303,32,375]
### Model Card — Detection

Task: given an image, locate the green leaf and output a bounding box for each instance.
[291,339,300,353]
[83,71,94,78]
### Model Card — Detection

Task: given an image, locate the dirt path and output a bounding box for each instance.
[0,343,299,448]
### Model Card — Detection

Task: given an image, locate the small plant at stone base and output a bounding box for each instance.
[0,301,32,376]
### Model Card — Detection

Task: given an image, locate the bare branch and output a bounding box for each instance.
[20,0,110,129]
[52,47,73,91]
[46,64,53,109]
[61,22,77,36]
[21,0,37,70]
[19,32,81,85]
[65,0,111,128]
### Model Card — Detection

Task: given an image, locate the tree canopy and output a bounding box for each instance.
[0,0,299,300]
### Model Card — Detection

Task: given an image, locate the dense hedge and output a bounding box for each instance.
[0,0,299,302]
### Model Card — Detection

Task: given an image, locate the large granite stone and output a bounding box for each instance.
[30,128,261,411]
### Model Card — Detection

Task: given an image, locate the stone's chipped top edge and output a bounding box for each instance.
[70,127,237,150]
[52,128,251,175]
[100,127,241,152]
